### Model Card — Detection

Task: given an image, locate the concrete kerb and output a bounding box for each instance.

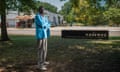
[0,27,120,36]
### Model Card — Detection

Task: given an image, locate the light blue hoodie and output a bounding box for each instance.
[35,13,51,39]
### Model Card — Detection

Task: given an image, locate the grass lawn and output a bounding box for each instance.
[0,35,120,72]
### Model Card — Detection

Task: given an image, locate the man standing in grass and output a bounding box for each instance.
[35,6,51,70]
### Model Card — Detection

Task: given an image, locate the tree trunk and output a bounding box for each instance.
[0,0,10,41]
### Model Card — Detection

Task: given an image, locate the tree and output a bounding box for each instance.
[60,0,120,26]
[105,0,120,8]
[0,0,9,41]
[103,0,120,26]
[59,2,73,22]
[103,8,120,26]
[0,0,36,41]
[60,0,108,25]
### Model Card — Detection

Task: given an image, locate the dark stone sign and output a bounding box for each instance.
[62,30,109,40]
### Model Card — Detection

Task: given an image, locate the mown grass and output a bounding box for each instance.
[0,35,120,72]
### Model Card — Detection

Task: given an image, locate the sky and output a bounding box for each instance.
[39,0,69,11]
[100,0,106,7]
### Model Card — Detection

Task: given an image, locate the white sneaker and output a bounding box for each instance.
[39,65,47,71]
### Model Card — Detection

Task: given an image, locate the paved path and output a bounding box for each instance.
[0,26,120,36]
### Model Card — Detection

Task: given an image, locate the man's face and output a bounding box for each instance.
[40,7,44,14]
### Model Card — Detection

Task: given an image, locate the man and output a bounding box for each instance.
[35,6,51,70]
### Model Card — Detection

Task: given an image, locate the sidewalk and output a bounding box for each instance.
[0,26,120,36]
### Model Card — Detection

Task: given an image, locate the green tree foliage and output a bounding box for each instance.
[60,0,105,25]
[105,0,120,8]
[104,0,120,26]
[60,0,120,26]
[59,2,73,23]
[6,0,36,14]
[103,8,120,26]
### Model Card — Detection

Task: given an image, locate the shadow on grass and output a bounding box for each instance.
[0,36,120,72]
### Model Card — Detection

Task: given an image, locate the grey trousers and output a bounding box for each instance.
[37,38,47,67]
